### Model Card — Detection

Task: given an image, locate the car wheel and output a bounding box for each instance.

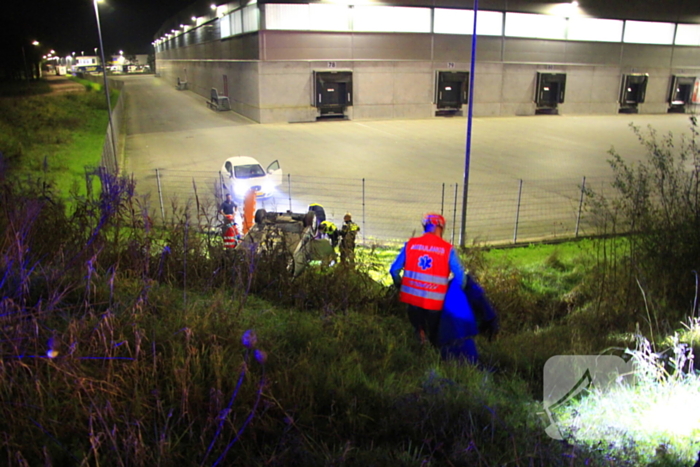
[303,211,316,229]
[255,209,267,224]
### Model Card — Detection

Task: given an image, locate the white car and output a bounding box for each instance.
[221,156,283,200]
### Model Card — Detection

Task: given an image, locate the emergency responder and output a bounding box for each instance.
[222,215,240,249]
[243,187,256,235]
[389,213,465,346]
[339,213,360,264]
[220,193,239,247]
[319,220,340,248]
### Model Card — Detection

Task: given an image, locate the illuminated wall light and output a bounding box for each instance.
[433,9,503,36]
[353,6,431,33]
[232,9,243,34]
[505,12,567,40]
[210,3,217,10]
[221,13,232,37]
[675,23,700,46]
[623,20,675,45]
[265,4,311,30]
[241,5,260,32]
[567,17,623,42]
[309,4,350,31]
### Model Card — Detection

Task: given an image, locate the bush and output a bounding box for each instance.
[0,170,637,466]
[587,117,700,325]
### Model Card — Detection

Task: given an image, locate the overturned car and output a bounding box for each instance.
[236,209,336,276]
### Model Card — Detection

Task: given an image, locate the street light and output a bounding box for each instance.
[93,0,118,173]
[22,40,40,80]
[459,0,478,247]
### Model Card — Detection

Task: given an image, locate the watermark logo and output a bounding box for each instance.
[541,355,636,440]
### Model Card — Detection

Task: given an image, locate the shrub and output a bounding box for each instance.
[587,117,700,325]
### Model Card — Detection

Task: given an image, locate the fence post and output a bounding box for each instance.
[513,179,523,244]
[156,168,165,223]
[452,183,458,245]
[183,214,188,310]
[362,178,366,244]
[85,167,93,199]
[192,177,201,224]
[575,176,586,237]
[287,174,292,212]
[441,183,445,215]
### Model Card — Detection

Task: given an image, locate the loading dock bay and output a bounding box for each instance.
[122,75,696,244]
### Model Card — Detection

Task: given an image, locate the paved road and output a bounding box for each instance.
[122,74,695,244]
[45,75,85,94]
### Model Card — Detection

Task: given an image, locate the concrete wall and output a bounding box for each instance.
[156,30,700,123]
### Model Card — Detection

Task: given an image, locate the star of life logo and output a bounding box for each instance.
[418,255,432,270]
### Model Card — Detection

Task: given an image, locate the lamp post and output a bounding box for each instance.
[21,40,40,80]
[459,0,478,247]
[93,0,118,173]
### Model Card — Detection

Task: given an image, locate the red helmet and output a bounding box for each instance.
[422,213,445,229]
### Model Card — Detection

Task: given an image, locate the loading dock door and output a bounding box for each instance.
[321,82,346,106]
[668,76,696,113]
[535,73,566,114]
[436,71,469,110]
[619,74,648,113]
[314,71,353,118]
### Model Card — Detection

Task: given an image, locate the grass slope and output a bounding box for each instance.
[0,88,697,466]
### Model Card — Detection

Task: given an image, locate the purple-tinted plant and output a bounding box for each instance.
[201,329,267,467]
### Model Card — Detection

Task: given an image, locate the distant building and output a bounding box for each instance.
[63,53,151,74]
[70,56,101,74]
[154,0,700,123]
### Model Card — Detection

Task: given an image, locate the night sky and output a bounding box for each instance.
[4,0,197,59]
[3,0,700,66]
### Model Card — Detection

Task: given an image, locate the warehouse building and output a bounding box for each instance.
[154,0,700,123]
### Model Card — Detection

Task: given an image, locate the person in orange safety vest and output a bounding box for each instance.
[242,187,257,235]
[223,215,240,249]
[389,213,465,346]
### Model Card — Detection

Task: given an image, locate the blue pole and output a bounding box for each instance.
[460,0,478,247]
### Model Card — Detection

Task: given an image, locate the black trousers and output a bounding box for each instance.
[407,304,442,347]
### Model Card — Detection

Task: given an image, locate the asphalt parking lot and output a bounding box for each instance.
[122,75,696,244]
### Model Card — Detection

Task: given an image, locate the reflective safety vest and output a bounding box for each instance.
[399,233,452,310]
[223,215,239,249]
[320,220,337,234]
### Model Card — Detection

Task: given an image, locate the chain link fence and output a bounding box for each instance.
[135,169,616,246]
[98,78,125,174]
